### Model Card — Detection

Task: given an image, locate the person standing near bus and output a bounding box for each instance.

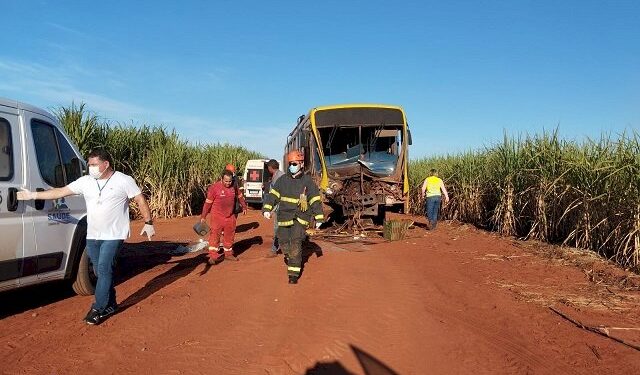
[17,148,155,325]
[262,150,323,284]
[264,159,284,258]
[420,168,449,229]
[201,168,247,264]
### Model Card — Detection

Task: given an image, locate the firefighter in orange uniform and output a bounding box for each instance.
[262,150,324,284]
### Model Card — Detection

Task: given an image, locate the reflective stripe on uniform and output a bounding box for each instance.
[281,196,299,204]
[278,220,294,226]
[296,217,309,225]
[308,195,321,205]
[314,214,324,220]
[287,266,301,272]
[270,188,281,198]
[263,204,273,210]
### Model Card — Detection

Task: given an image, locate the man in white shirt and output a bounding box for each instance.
[18,149,155,325]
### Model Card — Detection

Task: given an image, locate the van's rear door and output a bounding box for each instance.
[244,164,265,202]
[0,104,30,291]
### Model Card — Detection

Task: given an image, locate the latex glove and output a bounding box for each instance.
[17,188,37,200]
[315,222,322,229]
[140,224,155,240]
[263,211,271,220]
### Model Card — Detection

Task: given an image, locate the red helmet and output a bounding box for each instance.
[286,150,304,163]
[225,164,236,173]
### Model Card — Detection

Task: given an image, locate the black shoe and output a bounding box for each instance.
[86,304,118,325]
[84,308,99,323]
[288,275,299,284]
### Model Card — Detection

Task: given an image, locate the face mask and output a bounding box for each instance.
[88,165,104,179]
[288,164,300,174]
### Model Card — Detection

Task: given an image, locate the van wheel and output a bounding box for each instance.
[72,248,96,296]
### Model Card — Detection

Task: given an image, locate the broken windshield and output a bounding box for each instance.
[318,125,401,176]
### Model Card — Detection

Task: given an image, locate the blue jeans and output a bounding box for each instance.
[425,196,442,229]
[86,239,123,312]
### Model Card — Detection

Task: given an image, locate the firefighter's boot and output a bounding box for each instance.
[207,247,223,265]
[224,248,238,261]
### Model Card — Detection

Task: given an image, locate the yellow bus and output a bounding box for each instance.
[285,103,412,220]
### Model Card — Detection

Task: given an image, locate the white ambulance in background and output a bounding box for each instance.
[242,159,271,206]
[0,97,95,296]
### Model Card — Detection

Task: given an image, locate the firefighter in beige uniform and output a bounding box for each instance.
[262,150,323,284]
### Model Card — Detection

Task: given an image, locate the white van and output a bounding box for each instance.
[242,159,271,205]
[0,98,94,295]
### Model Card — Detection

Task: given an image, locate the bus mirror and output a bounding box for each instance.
[407,129,413,145]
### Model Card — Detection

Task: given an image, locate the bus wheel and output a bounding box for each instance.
[72,248,96,296]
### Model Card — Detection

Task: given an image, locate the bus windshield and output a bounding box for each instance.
[315,108,405,176]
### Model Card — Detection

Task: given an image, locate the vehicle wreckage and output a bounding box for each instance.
[284,104,412,233]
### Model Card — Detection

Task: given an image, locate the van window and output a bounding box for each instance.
[31,120,81,187]
[0,118,14,181]
[58,130,83,182]
[246,168,263,183]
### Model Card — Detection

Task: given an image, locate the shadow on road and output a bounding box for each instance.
[118,252,208,313]
[233,235,263,256]
[0,280,75,319]
[302,240,323,265]
[0,240,192,319]
[305,345,399,375]
[237,221,260,233]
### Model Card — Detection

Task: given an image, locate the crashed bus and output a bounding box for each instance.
[285,104,412,222]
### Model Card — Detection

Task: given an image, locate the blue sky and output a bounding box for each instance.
[1,0,638,159]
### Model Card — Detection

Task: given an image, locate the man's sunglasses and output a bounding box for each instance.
[288,162,299,166]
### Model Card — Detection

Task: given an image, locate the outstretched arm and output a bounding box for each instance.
[17,186,74,200]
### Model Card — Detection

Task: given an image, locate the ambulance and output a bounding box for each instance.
[242,159,271,206]
[0,97,94,295]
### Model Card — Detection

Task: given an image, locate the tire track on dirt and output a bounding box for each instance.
[404,248,582,375]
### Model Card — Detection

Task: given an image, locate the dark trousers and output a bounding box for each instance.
[277,221,306,277]
[425,196,442,229]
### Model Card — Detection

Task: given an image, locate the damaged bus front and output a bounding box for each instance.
[285,104,411,221]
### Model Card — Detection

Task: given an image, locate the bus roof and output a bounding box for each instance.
[310,103,404,114]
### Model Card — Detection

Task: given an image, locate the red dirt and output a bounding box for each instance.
[1,210,639,374]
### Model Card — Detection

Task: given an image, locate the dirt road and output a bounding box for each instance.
[1,210,639,374]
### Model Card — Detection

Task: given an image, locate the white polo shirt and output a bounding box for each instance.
[68,171,142,240]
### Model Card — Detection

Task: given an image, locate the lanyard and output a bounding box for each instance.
[96,173,114,199]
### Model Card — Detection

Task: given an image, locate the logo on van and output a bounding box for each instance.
[48,198,73,224]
